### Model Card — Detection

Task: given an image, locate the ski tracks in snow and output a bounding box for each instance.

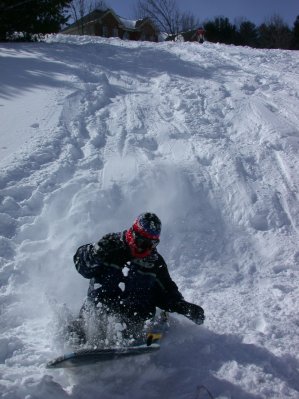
[0,37,299,399]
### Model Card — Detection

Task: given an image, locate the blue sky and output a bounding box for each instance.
[105,0,298,27]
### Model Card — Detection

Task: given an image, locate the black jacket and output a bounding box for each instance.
[74,231,184,320]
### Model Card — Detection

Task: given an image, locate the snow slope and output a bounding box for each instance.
[0,35,299,399]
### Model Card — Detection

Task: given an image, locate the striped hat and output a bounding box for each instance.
[132,212,161,240]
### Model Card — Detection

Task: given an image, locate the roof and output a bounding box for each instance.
[118,17,137,30]
[61,8,157,35]
[61,9,107,32]
[135,18,153,28]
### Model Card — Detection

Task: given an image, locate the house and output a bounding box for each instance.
[62,8,158,42]
[166,27,206,43]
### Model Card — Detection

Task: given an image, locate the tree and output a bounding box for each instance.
[291,15,299,49]
[0,0,71,40]
[204,17,237,44]
[180,12,200,33]
[258,15,292,49]
[68,0,107,35]
[136,0,199,37]
[237,20,259,47]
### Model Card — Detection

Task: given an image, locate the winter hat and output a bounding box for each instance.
[132,212,161,239]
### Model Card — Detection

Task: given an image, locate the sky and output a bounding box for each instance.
[105,0,298,27]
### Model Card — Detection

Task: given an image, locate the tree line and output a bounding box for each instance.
[203,15,299,50]
[136,0,299,50]
[0,0,298,50]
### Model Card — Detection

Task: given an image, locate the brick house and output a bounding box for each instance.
[62,8,158,42]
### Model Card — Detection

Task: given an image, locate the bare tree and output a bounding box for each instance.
[69,0,107,34]
[180,12,200,32]
[136,0,198,36]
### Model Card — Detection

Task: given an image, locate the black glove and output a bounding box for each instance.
[186,302,205,325]
[175,300,205,325]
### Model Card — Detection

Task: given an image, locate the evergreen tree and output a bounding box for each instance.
[291,15,299,49]
[0,0,71,41]
[203,19,219,43]
[258,15,292,49]
[204,17,237,44]
[237,20,259,47]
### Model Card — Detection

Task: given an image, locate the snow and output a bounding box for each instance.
[0,34,299,398]
[118,17,137,30]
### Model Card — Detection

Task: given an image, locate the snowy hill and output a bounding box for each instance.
[0,35,299,399]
